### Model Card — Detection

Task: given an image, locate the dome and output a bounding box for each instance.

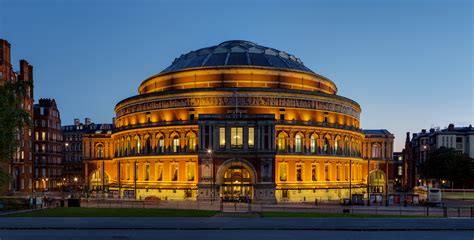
[160,40,314,74]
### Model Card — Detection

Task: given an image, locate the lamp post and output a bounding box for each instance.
[74,177,78,197]
[207,149,214,204]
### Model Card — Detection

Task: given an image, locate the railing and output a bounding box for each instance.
[78,198,474,218]
[276,120,362,132]
[115,120,197,132]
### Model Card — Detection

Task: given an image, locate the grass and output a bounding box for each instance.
[6,207,218,217]
[261,211,441,218]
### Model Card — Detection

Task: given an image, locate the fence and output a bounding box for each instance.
[79,198,474,218]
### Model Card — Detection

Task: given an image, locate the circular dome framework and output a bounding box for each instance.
[161,40,314,74]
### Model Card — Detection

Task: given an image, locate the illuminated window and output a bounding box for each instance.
[157,136,164,153]
[296,164,303,181]
[171,163,178,181]
[187,162,195,181]
[311,164,317,181]
[310,135,317,153]
[219,127,226,148]
[187,133,197,152]
[279,163,287,181]
[41,132,46,140]
[248,127,254,148]
[336,165,340,181]
[97,144,104,158]
[231,127,243,148]
[136,136,141,154]
[295,134,303,153]
[35,132,39,141]
[172,136,179,153]
[398,166,402,176]
[277,132,287,151]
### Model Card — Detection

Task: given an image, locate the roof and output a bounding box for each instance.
[160,40,314,74]
[363,129,392,135]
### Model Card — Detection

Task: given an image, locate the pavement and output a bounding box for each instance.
[0,218,473,240]
[0,217,473,230]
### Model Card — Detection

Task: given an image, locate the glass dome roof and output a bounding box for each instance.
[160,40,314,74]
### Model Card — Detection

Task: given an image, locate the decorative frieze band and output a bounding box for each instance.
[117,95,360,118]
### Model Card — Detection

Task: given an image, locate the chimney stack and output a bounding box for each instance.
[74,118,80,126]
[85,118,91,126]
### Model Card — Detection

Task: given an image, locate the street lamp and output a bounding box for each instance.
[207,149,214,204]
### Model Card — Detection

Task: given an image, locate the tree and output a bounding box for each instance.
[420,147,474,188]
[0,80,32,188]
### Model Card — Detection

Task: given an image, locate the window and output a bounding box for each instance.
[398,166,402,176]
[187,162,195,181]
[35,132,39,141]
[156,163,163,181]
[187,133,197,152]
[97,144,104,158]
[231,127,243,148]
[171,163,178,181]
[345,164,349,181]
[325,164,330,181]
[41,132,46,140]
[296,164,303,181]
[136,136,141,154]
[371,144,379,158]
[157,136,164,153]
[219,127,226,148]
[277,133,287,151]
[323,138,330,154]
[172,136,179,153]
[145,164,150,181]
[311,164,317,181]
[336,165,340,181]
[310,135,317,153]
[295,134,303,153]
[279,163,287,181]
[248,127,255,148]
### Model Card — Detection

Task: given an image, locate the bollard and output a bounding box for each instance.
[443,206,448,218]
[426,206,429,216]
[458,207,461,217]
[471,206,473,218]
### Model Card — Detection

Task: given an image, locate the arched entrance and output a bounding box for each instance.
[368,170,386,193]
[89,170,109,191]
[217,159,256,202]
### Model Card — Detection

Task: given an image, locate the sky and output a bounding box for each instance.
[1,0,472,151]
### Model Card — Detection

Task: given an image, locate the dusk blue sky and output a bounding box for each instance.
[1,0,472,151]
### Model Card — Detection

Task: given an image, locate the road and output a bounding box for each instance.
[0,218,472,240]
[0,229,473,240]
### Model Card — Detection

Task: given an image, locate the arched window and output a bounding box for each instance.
[295,134,303,153]
[126,137,131,155]
[371,144,379,158]
[97,144,104,158]
[277,132,288,152]
[323,138,330,154]
[310,134,317,153]
[334,139,339,155]
[187,132,197,152]
[157,135,164,153]
[135,136,141,154]
[144,135,151,154]
[171,135,180,153]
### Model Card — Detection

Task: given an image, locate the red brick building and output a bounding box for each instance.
[0,39,34,192]
[33,99,63,191]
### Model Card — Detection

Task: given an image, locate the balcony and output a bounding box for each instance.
[115,120,197,132]
[276,120,362,132]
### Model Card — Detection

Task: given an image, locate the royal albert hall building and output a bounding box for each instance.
[83,40,394,203]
